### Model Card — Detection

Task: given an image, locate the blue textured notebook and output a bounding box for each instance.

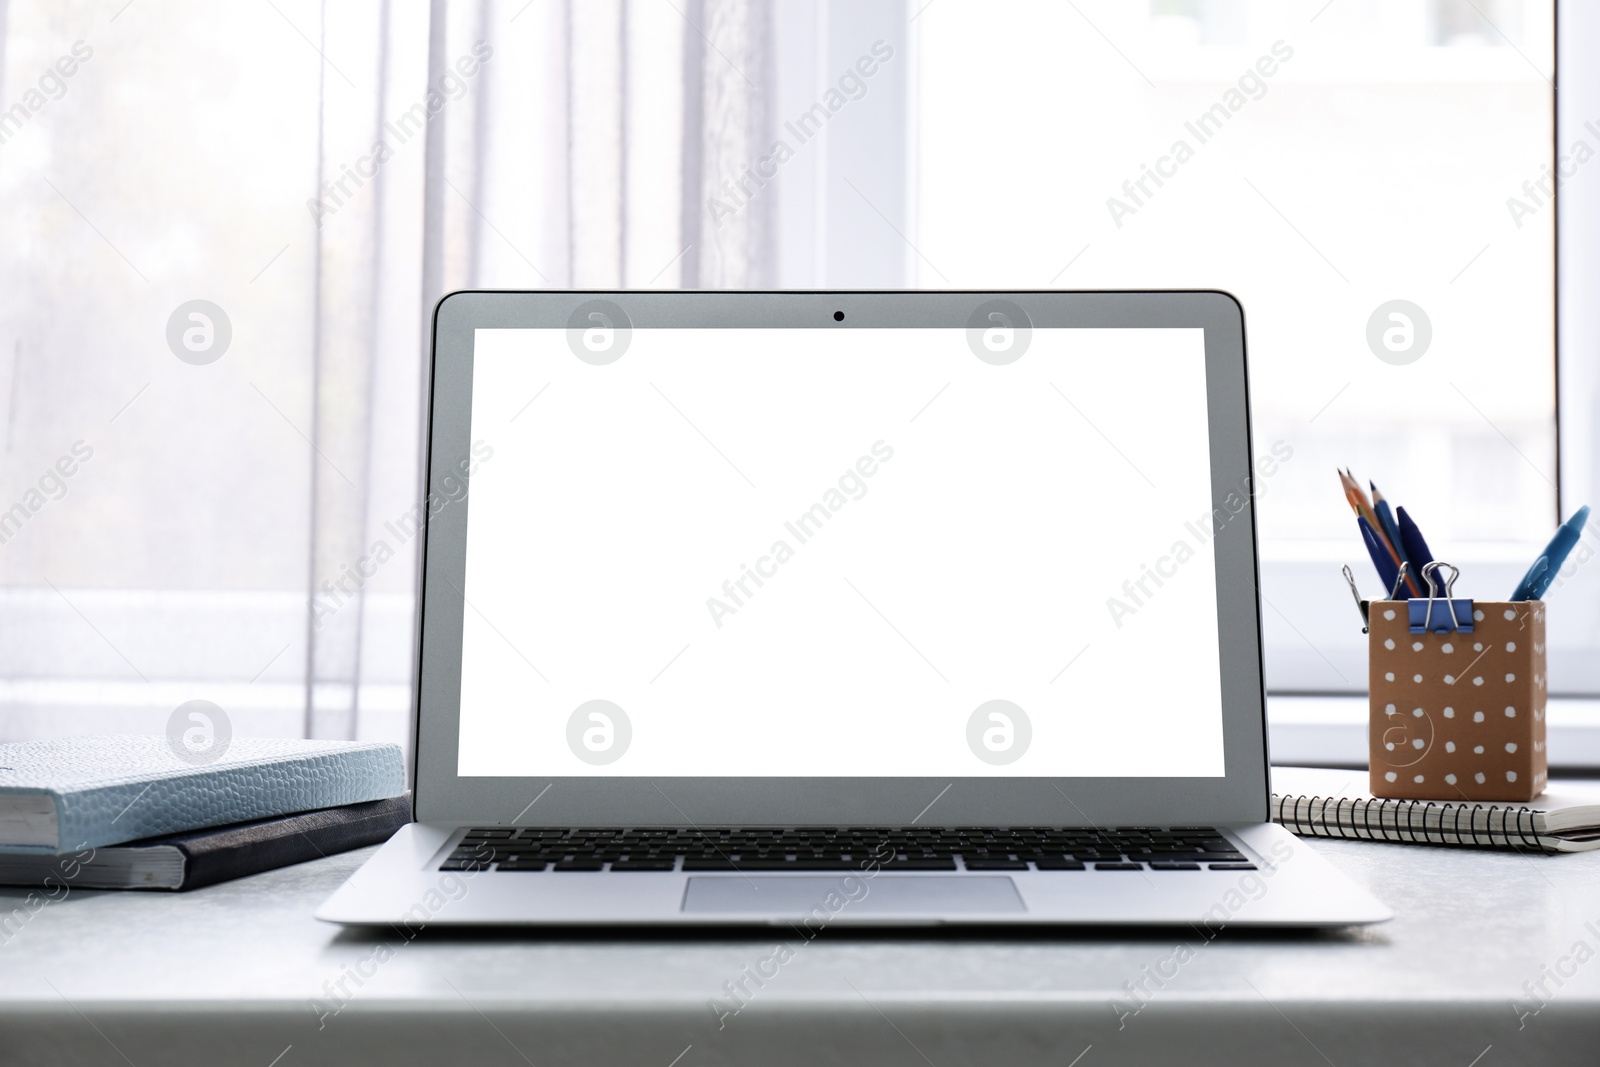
[0,736,406,853]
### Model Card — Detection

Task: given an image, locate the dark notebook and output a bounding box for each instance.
[0,794,410,890]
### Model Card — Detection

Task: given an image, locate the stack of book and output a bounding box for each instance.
[0,736,408,890]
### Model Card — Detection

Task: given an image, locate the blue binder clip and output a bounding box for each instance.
[1409,561,1473,634]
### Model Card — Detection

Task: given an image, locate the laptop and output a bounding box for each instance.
[318,290,1391,928]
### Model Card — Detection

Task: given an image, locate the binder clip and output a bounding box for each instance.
[1342,564,1370,633]
[1409,561,1473,634]
[1388,561,1414,602]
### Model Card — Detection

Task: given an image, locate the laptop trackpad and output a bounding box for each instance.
[682,876,1025,915]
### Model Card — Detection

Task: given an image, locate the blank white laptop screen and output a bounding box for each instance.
[456,327,1226,778]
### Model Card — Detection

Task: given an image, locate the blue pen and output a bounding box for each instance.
[1510,558,1549,604]
[1395,507,1437,593]
[1358,516,1404,600]
[1515,504,1592,601]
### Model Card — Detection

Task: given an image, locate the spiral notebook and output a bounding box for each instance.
[1271,767,1600,853]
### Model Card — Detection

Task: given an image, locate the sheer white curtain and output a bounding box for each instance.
[0,0,913,756]
[306,0,782,742]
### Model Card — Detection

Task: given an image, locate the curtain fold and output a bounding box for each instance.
[688,0,776,289]
[305,0,391,740]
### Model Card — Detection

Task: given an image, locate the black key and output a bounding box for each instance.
[733,858,856,870]
[438,860,490,871]
[609,860,677,871]
[1033,857,1086,870]
[496,860,551,872]
[682,858,746,871]
[1149,862,1201,871]
[880,857,958,870]
[1209,863,1257,871]
[707,858,782,870]
[1094,862,1144,871]
[552,859,606,871]
[963,858,1028,871]
[786,858,859,869]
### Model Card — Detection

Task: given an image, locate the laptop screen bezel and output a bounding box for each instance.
[412,290,1269,827]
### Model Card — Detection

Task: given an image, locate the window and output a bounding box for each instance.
[0,0,917,753]
[1,0,1589,760]
[914,0,1565,692]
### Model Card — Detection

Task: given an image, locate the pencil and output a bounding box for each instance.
[1338,470,1384,543]
[1369,481,1411,568]
[1348,471,1376,516]
[1338,470,1419,595]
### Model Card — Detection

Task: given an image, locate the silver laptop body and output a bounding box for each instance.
[318,290,1390,928]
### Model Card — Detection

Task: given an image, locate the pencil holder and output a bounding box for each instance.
[1368,600,1547,802]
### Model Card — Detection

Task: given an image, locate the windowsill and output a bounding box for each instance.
[1268,694,1600,772]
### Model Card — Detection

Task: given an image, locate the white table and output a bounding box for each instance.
[3,826,1599,1066]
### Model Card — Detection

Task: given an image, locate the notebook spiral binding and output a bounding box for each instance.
[1275,793,1546,851]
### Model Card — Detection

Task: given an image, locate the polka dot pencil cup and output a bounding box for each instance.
[1368,600,1547,802]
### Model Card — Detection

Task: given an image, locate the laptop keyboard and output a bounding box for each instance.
[439,827,1254,873]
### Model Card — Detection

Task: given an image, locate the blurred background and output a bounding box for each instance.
[2,0,1593,762]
